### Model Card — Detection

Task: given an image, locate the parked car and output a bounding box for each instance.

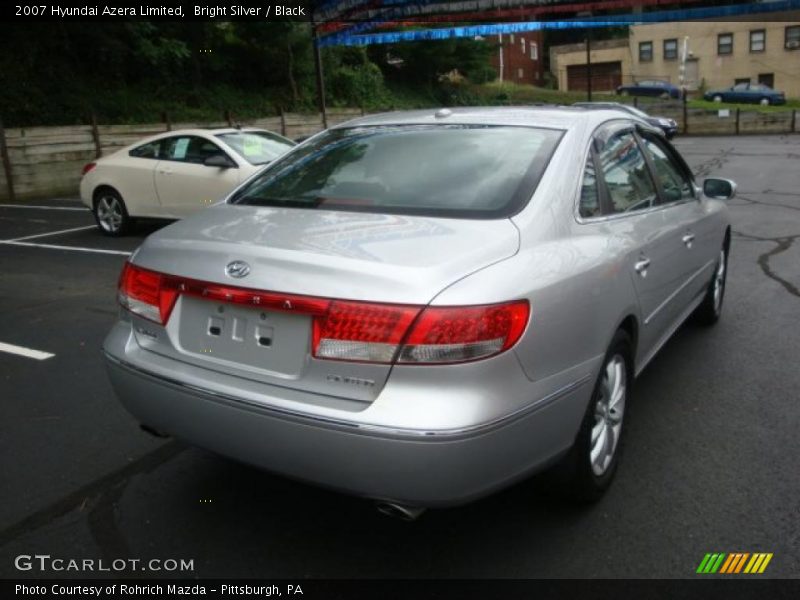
[703,82,786,105]
[80,128,296,236]
[616,80,682,99]
[103,108,734,516]
[573,102,679,139]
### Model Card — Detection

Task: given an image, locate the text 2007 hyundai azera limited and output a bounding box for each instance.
[104,107,735,516]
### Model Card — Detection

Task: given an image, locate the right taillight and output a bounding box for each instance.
[312,300,529,364]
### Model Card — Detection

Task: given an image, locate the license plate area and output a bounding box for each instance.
[175,295,310,377]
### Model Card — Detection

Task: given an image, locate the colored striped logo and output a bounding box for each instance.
[696,553,773,574]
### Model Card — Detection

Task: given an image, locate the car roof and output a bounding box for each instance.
[328,106,634,132]
[155,127,270,136]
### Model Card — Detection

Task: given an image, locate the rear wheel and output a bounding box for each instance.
[759,97,770,106]
[712,95,723,103]
[693,245,728,326]
[93,188,132,236]
[550,329,632,503]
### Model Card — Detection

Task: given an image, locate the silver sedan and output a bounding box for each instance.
[103,107,734,516]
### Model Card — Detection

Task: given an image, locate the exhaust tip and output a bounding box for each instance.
[139,423,170,438]
[375,502,426,522]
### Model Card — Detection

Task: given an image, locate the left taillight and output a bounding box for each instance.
[118,263,179,325]
[82,162,96,177]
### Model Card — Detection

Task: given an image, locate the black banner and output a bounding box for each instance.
[5,579,800,600]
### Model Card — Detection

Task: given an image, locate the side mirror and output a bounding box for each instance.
[703,178,736,200]
[204,154,235,169]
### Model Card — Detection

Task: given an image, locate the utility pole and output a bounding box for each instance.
[311,22,328,129]
[586,33,593,101]
[498,33,504,82]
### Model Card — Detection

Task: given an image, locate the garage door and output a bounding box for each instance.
[567,61,622,92]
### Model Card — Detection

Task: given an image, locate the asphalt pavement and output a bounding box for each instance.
[1,135,798,579]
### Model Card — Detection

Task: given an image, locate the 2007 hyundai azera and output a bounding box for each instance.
[104,107,735,515]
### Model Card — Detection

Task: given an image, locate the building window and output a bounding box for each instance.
[786,25,800,49]
[663,38,678,60]
[758,73,774,88]
[517,67,524,79]
[639,41,653,62]
[521,38,526,54]
[530,42,538,60]
[750,30,765,53]
[509,34,515,44]
[718,33,733,55]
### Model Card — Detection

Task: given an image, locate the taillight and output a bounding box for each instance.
[117,262,530,364]
[82,162,96,176]
[313,300,529,364]
[118,263,178,324]
[312,301,421,363]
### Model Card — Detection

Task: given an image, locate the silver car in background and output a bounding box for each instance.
[103,107,734,516]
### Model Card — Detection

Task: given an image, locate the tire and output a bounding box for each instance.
[550,329,633,503]
[660,92,670,100]
[712,95,723,103]
[693,245,728,326]
[93,188,133,237]
[759,97,770,106]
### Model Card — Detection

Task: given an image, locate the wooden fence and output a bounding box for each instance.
[0,109,363,201]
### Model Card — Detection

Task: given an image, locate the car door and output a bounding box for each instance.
[115,138,163,216]
[590,123,686,356]
[727,82,749,102]
[638,131,715,317]
[154,135,241,218]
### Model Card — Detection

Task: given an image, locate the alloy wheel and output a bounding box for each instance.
[713,249,726,315]
[96,195,123,233]
[590,354,627,476]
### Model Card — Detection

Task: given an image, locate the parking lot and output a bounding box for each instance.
[1,134,799,579]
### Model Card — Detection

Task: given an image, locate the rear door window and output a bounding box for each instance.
[597,131,658,214]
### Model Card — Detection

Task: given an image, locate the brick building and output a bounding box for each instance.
[488,31,546,85]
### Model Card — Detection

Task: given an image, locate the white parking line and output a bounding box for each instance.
[0,240,131,256]
[0,204,87,211]
[0,341,55,361]
[10,225,96,242]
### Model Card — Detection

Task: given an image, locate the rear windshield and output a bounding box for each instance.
[230,124,563,219]
[216,131,295,165]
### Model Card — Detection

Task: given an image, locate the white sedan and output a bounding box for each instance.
[80,128,296,235]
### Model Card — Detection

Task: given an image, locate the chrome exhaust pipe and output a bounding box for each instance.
[375,502,426,521]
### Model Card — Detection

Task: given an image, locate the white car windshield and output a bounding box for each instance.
[216,131,295,165]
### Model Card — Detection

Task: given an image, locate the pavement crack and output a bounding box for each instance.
[733,193,800,213]
[0,441,184,548]
[733,231,800,299]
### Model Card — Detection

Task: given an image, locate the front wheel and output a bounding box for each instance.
[693,246,728,325]
[759,97,770,106]
[712,95,723,103]
[550,330,632,503]
[93,189,132,237]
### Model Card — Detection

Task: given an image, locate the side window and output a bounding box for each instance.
[129,140,162,159]
[162,136,227,164]
[579,153,601,218]
[640,136,694,204]
[597,131,658,214]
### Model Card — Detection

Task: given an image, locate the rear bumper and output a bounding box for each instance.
[103,325,595,507]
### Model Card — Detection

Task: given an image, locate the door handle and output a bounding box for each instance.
[682,233,695,248]
[634,257,651,277]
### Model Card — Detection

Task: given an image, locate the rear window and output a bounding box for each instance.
[216,131,295,165]
[230,124,563,219]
